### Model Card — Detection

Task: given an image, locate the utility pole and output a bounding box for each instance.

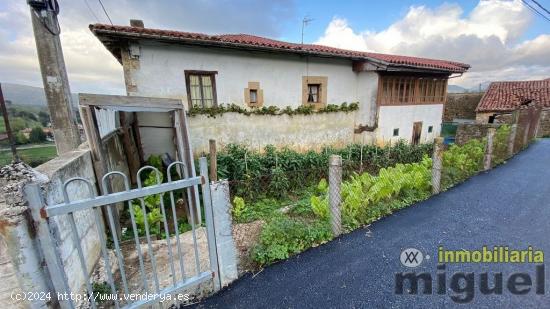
[0,83,19,162]
[28,0,80,154]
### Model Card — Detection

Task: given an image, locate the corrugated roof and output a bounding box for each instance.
[476,79,550,112]
[90,24,470,73]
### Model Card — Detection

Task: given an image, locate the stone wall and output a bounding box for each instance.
[136,110,363,158]
[538,109,550,137]
[186,111,359,155]
[0,162,52,308]
[443,93,483,122]
[34,147,102,297]
[455,123,501,145]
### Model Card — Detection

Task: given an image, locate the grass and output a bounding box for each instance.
[0,145,57,167]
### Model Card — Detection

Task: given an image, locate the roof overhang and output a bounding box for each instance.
[90,24,469,75]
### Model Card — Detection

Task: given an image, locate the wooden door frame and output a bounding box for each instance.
[412,121,423,145]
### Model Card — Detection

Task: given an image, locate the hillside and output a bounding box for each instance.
[1,83,78,107]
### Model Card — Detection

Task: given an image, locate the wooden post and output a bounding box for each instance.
[0,83,18,162]
[118,112,139,184]
[484,127,496,171]
[80,105,121,239]
[174,109,202,224]
[209,139,218,182]
[431,137,444,194]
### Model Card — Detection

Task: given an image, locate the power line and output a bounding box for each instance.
[97,0,113,25]
[531,0,550,15]
[83,0,100,23]
[521,0,550,23]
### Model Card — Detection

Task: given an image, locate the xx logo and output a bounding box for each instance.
[400,248,424,268]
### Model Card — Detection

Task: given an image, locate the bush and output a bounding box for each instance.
[29,127,46,143]
[492,125,511,166]
[441,139,486,189]
[252,216,332,265]
[15,131,28,145]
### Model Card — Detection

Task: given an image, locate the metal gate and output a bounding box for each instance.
[27,158,219,309]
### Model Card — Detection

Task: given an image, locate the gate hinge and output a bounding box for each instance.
[201,176,206,185]
[40,207,48,219]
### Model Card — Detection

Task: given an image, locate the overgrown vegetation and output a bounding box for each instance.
[188,102,359,118]
[120,154,196,241]
[251,215,332,265]
[441,139,486,190]
[251,157,433,265]
[492,125,511,166]
[215,142,432,201]
[244,129,520,266]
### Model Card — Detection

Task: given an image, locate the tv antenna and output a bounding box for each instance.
[301,17,314,45]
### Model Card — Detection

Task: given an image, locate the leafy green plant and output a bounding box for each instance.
[309,156,432,230]
[267,167,290,198]
[232,196,246,222]
[252,216,332,265]
[310,195,329,220]
[492,125,511,166]
[442,139,486,189]
[130,170,165,236]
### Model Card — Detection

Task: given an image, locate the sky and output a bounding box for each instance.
[0,0,549,94]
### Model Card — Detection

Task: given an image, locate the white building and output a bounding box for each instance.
[90,21,469,153]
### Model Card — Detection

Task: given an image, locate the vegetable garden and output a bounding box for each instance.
[221,125,515,266]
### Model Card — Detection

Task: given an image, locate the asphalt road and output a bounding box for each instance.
[193,139,550,309]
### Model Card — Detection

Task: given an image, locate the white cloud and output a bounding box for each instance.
[316,0,550,88]
[0,0,294,94]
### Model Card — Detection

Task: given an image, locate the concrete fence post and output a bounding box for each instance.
[328,155,342,237]
[209,180,238,288]
[484,127,496,171]
[431,137,444,194]
[507,124,518,157]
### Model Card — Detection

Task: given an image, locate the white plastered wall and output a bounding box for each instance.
[376,104,443,145]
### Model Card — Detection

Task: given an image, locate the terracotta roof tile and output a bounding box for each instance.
[476,79,550,112]
[90,24,470,73]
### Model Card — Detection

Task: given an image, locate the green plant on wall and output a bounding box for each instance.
[188,102,359,118]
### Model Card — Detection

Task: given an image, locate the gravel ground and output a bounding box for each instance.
[191,139,550,309]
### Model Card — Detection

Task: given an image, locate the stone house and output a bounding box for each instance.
[89,21,469,154]
[476,79,550,137]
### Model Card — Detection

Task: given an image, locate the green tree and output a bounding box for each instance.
[10,118,26,132]
[29,127,46,143]
[15,132,28,145]
[38,111,50,127]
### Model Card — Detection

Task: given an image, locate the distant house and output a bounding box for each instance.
[90,21,469,149]
[475,79,550,136]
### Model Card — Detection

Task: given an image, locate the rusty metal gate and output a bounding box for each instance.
[26,158,220,309]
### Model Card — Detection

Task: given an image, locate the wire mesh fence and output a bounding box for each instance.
[211,142,433,202]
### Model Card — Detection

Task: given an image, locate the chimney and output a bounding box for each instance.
[130,19,144,28]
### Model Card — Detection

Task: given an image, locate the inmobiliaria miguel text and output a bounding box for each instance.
[395,246,545,303]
